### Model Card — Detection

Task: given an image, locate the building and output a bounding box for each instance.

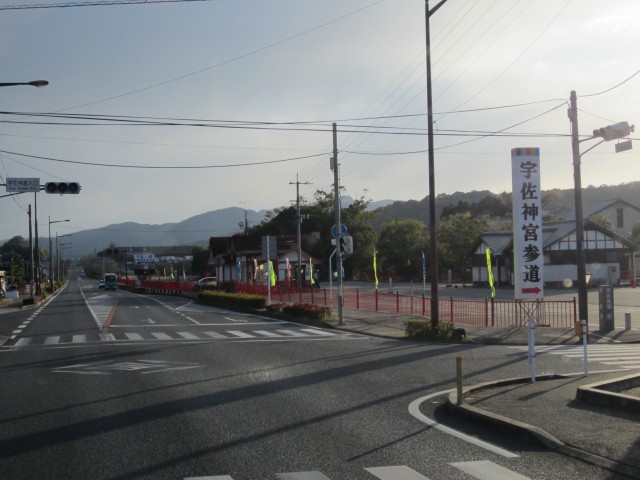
[472,219,639,288]
[207,235,322,288]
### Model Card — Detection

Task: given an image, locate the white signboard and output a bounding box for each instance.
[511,148,544,300]
[134,253,155,265]
[6,177,40,193]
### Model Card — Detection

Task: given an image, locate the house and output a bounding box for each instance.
[554,199,640,239]
[207,234,322,287]
[472,219,639,288]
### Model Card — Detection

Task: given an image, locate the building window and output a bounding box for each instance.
[617,208,624,228]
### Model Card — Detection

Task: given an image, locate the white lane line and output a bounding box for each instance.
[151,332,173,340]
[203,331,227,339]
[365,465,430,479]
[44,336,61,345]
[227,331,256,338]
[276,329,308,337]
[451,460,530,479]
[177,331,200,340]
[72,335,87,343]
[15,338,33,347]
[254,330,284,338]
[125,333,144,341]
[277,472,332,480]
[408,390,519,458]
[300,328,335,337]
[99,333,116,342]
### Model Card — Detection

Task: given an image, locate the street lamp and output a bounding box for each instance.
[60,243,72,280]
[49,217,70,290]
[0,80,48,88]
[425,0,450,330]
[57,234,72,282]
[569,90,634,327]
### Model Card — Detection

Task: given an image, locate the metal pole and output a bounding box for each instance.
[425,0,449,329]
[28,205,34,299]
[34,192,40,296]
[569,91,588,326]
[332,123,344,325]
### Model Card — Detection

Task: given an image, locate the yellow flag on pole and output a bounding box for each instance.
[373,252,379,290]
[485,247,495,298]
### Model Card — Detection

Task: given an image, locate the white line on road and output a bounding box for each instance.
[408,390,519,458]
[451,460,530,479]
[365,465,430,479]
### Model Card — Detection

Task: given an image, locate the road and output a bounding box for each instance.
[0,272,615,479]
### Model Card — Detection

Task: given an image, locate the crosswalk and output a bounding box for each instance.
[7,327,357,348]
[185,461,531,479]
[509,344,640,370]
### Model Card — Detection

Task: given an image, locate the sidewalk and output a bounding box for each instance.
[336,308,640,477]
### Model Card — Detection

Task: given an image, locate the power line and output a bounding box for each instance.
[0,0,210,10]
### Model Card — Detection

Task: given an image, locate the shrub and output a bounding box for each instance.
[282,303,332,321]
[405,319,462,341]
[198,290,266,309]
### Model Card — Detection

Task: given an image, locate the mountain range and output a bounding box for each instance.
[10,181,640,257]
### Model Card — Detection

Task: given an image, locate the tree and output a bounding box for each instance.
[437,212,487,282]
[589,213,615,232]
[0,236,30,260]
[376,219,428,279]
[191,246,210,277]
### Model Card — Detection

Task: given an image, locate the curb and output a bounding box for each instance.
[446,374,640,479]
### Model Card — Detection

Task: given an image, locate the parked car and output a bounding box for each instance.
[98,280,105,289]
[195,277,217,291]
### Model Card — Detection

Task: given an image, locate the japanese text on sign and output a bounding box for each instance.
[511,148,544,300]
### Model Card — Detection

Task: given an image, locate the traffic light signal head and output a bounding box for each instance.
[45,182,81,194]
[593,121,634,141]
[339,235,354,255]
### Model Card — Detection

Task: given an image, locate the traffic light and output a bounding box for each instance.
[593,121,634,141]
[339,236,354,255]
[45,182,81,194]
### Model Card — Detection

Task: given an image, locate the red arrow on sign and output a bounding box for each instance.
[522,287,542,295]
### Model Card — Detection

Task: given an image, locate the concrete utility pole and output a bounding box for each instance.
[331,123,344,326]
[290,174,311,289]
[569,91,588,326]
[425,0,450,329]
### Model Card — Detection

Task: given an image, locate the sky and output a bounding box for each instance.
[1,0,640,246]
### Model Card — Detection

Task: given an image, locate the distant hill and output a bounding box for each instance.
[55,207,267,256]
[371,182,640,231]
[10,182,640,256]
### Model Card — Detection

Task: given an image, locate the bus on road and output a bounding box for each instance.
[104,273,118,291]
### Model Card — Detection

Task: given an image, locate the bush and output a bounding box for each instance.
[265,302,333,321]
[405,319,463,341]
[198,290,267,309]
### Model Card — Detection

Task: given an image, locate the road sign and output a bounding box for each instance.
[261,236,277,260]
[331,224,348,238]
[6,177,40,193]
[134,253,155,265]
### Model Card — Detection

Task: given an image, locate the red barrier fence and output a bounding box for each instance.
[119,278,575,328]
[233,283,577,328]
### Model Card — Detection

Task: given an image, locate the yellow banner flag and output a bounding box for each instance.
[485,247,495,298]
[269,261,276,287]
[373,252,379,290]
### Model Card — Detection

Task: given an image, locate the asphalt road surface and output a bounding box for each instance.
[0,271,618,479]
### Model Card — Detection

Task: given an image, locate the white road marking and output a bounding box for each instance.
[451,460,530,479]
[227,331,256,338]
[408,390,519,458]
[365,465,430,479]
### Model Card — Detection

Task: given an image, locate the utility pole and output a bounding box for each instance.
[290,174,311,289]
[569,91,588,326]
[425,0,449,330]
[331,123,344,325]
